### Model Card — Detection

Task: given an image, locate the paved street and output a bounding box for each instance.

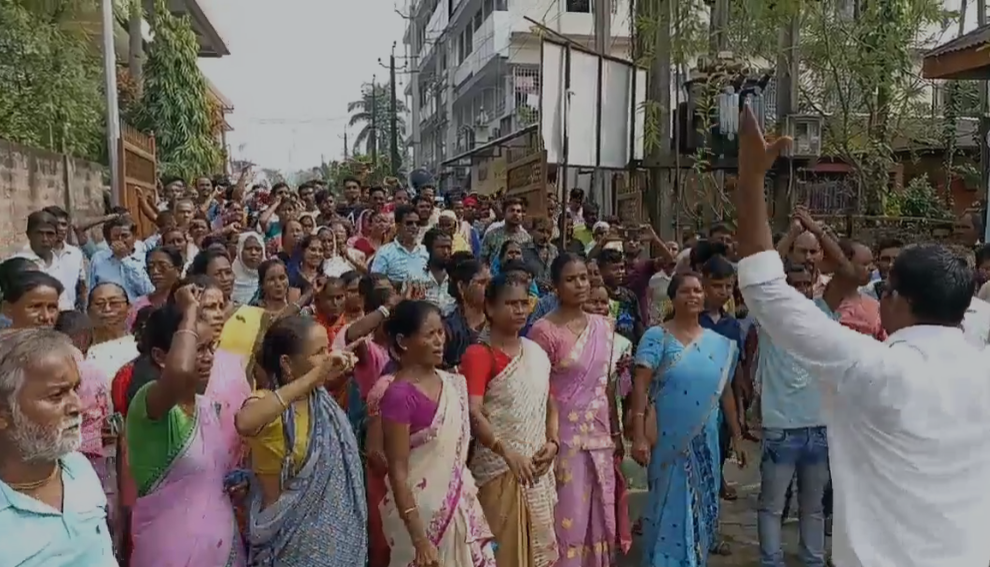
[618,441,816,567]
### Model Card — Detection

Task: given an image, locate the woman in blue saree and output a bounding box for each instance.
[234,314,368,567]
[628,271,746,567]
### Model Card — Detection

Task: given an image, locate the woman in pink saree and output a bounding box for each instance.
[126,294,245,567]
[528,254,621,567]
[379,299,495,567]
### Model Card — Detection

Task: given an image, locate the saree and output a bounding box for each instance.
[470,338,558,567]
[219,305,266,365]
[542,315,618,567]
[206,348,253,463]
[381,371,496,567]
[636,328,739,567]
[366,375,398,567]
[128,391,245,567]
[246,387,368,566]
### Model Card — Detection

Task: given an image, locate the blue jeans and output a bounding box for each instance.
[758,426,830,567]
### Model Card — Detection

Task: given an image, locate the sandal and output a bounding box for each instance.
[720,485,738,501]
[711,541,732,556]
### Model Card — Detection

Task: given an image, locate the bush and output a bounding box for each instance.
[0,0,105,159]
[884,175,954,220]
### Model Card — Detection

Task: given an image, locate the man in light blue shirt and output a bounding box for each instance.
[88,216,153,302]
[370,204,429,283]
[0,329,116,567]
[756,261,829,567]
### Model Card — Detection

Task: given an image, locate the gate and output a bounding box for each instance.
[118,123,157,238]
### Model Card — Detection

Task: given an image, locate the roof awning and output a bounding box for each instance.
[146,0,229,57]
[922,24,990,79]
[441,125,537,167]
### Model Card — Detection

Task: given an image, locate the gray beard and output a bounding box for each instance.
[9,404,82,462]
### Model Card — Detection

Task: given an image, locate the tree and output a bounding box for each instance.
[347,82,408,165]
[133,0,222,180]
[640,0,955,219]
[0,0,105,159]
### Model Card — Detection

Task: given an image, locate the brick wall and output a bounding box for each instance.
[0,139,107,257]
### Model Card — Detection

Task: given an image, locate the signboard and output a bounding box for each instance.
[505,149,547,219]
[615,170,645,225]
[118,123,157,238]
[472,155,506,196]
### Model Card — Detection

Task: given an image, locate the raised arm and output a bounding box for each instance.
[734,105,885,385]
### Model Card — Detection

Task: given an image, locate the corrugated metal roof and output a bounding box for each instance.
[925,23,990,59]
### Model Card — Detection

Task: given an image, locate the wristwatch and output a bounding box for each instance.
[377,305,390,318]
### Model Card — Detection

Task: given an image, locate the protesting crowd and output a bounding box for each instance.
[3,108,990,567]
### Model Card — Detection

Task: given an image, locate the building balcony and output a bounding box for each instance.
[453,11,511,87]
[418,1,449,66]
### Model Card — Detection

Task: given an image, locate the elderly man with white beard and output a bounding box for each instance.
[0,329,117,567]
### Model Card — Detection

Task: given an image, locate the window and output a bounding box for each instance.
[495,0,507,10]
[474,9,483,31]
[566,0,590,12]
[483,0,493,19]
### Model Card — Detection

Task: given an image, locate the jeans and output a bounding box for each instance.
[758,426,830,567]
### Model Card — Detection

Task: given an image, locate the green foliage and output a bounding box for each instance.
[0,0,105,159]
[133,0,222,180]
[347,82,408,169]
[884,175,954,219]
[638,0,955,216]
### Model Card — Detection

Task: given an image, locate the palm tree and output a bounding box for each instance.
[347,82,408,161]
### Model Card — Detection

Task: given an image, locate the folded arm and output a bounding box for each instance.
[738,251,884,385]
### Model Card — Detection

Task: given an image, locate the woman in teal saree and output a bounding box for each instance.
[628,272,745,567]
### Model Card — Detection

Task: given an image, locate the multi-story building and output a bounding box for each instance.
[402,0,633,174]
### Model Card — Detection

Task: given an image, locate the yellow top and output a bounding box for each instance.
[219,305,265,363]
[244,391,310,476]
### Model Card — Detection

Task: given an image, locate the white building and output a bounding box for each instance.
[402,0,633,175]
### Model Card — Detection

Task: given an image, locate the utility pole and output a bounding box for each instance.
[370,74,378,165]
[340,131,349,160]
[979,0,990,242]
[101,0,121,205]
[389,42,401,177]
[771,11,799,228]
[645,0,673,239]
[592,0,612,213]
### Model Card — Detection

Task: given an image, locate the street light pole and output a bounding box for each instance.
[101,0,121,205]
[370,75,378,165]
[389,42,401,177]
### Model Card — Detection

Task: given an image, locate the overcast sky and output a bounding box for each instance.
[197,0,407,173]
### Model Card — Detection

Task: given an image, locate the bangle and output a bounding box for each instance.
[173,329,199,340]
[400,506,417,518]
[272,390,289,410]
[377,305,390,318]
[631,411,645,418]
[546,438,560,451]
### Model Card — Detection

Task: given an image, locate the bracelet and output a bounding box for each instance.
[173,329,199,340]
[272,390,289,411]
[631,411,645,418]
[377,305,390,318]
[400,506,417,518]
[546,438,560,451]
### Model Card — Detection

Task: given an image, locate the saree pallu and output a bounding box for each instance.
[219,306,266,367]
[639,329,738,567]
[550,315,617,567]
[246,388,368,567]
[130,396,245,567]
[366,375,397,567]
[381,371,496,567]
[206,349,252,542]
[470,338,557,567]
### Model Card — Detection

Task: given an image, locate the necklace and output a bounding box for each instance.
[7,463,60,492]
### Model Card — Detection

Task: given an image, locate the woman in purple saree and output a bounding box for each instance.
[528,254,621,567]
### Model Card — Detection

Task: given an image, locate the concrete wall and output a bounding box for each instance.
[0,140,107,257]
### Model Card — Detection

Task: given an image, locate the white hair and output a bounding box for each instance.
[0,328,75,408]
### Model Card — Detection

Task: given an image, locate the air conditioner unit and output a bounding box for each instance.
[783,114,824,159]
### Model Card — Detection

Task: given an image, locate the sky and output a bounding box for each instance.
[196,0,408,173]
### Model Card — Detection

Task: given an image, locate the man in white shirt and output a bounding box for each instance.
[734,104,990,567]
[11,210,78,311]
[42,206,86,309]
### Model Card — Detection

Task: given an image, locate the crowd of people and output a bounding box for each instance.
[3,107,990,567]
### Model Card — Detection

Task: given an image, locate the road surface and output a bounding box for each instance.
[618,441,817,567]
